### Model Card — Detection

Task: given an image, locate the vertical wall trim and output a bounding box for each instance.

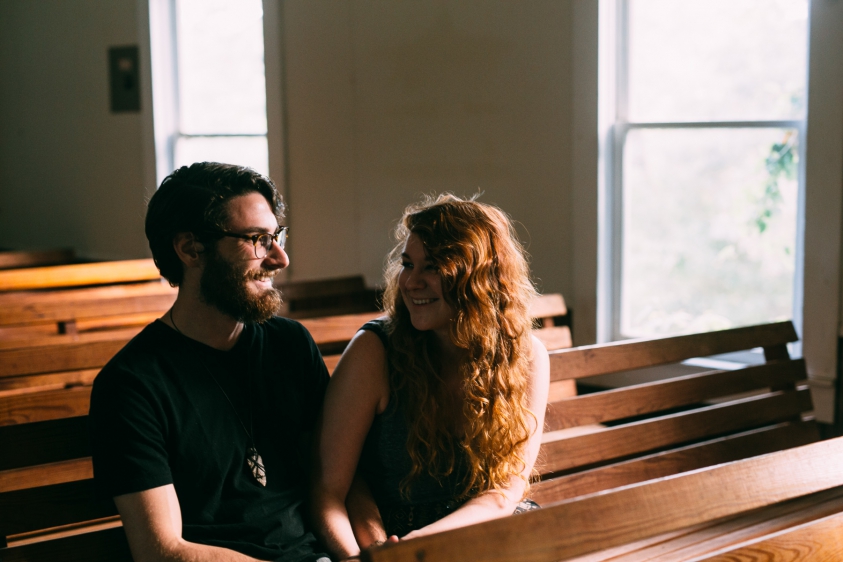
[136,0,158,211]
[802,0,843,423]
[263,0,289,282]
[571,0,600,346]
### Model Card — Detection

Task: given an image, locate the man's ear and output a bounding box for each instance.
[173,232,205,268]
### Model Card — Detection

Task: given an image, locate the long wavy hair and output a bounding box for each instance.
[382,193,538,501]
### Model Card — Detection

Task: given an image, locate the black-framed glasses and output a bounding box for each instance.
[209,226,288,258]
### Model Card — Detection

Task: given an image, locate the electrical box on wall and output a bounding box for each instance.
[109,46,140,112]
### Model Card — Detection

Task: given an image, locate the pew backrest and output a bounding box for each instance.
[0,416,130,560]
[0,249,75,270]
[532,320,818,506]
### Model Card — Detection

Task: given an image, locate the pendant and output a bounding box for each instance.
[246,446,267,486]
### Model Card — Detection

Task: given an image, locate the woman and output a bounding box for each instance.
[311,194,550,559]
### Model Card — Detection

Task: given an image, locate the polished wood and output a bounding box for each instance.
[698,509,843,561]
[2,525,132,562]
[530,293,568,327]
[533,326,572,351]
[0,386,92,426]
[544,359,806,430]
[541,388,813,473]
[532,421,819,504]
[0,281,175,332]
[0,259,162,292]
[363,438,843,562]
[567,486,843,561]
[0,249,75,270]
[548,321,798,381]
[0,458,92,493]
[0,339,129,378]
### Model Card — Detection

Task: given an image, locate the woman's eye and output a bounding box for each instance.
[401,261,412,269]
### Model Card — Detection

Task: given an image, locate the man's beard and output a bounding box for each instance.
[199,249,282,323]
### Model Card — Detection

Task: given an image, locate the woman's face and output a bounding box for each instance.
[398,233,455,339]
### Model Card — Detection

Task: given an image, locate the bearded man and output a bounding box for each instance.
[89,162,332,562]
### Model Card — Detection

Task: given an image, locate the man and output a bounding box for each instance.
[89,162,331,562]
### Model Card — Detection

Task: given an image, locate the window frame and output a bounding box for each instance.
[598,0,808,343]
[147,0,278,185]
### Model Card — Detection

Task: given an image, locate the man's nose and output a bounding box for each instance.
[264,240,289,269]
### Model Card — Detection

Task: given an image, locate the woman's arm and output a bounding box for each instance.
[402,335,551,540]
[310,329,391,560]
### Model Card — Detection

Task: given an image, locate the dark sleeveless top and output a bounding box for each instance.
[357,320,469,536]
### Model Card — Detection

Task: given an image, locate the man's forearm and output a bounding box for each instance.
[142,538,267,562]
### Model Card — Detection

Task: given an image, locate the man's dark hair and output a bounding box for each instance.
[145,162,284,286]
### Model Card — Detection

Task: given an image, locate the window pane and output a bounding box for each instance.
[176,0,267,134]
[174,136,269,177]
[627,0,808,122]
[621,128,798,337]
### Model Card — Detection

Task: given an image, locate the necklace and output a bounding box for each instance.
[169,309,267,486]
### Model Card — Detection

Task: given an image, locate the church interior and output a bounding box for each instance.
[2,1,843,559]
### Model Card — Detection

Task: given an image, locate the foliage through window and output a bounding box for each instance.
[606,0,808,338]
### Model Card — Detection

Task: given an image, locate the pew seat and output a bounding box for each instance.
[363,438,843,562]
[0,320,816,562]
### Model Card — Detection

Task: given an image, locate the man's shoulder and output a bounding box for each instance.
[93,321,174,389]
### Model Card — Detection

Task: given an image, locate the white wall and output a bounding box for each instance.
[281,1,583,323]
[0,0,151,260]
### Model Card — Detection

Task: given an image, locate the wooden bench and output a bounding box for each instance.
[0,262,379,339]
[278,275,380,319]
[360,320,823,560]
[0,321,813,561]
[0,249,76,270]
[0,301,571,425]
[531,320,817,506]
[363,437,843,562]
[0,416,129,561]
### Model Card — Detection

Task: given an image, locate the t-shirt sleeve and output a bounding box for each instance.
[89,364,174,498]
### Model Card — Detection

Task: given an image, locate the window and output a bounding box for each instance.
[149,0,269,182]
[601,0,809,339]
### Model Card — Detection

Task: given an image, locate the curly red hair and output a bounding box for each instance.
[382,193,538,500]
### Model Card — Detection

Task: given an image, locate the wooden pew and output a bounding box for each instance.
[0,257,382,334]
[0,321,804,561]
[362,437,843,562]
[0,249,75,270]
[278,275,380,319]
[0,416,128,561]
[2,419,836,562]
[0,259,161,292]
[531,320,817,506]
[0,303,572,424]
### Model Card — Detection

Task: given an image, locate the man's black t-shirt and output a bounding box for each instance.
[89,317,329,562]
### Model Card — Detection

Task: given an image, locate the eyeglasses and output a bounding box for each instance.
[208,226,288,258]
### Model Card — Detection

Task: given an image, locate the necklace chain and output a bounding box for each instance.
[168,309,267,485]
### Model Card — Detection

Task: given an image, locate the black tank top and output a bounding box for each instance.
[357,320,469,536]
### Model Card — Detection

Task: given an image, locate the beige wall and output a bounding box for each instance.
[0,0,151,260]
[281,1,578,306]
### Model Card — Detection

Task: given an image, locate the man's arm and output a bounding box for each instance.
[114,485,264,562]
[345,473,388,549]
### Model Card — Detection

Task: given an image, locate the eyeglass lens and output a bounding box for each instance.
[254,229,287,258]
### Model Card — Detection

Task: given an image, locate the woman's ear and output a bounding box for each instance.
[173,232,205,268]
